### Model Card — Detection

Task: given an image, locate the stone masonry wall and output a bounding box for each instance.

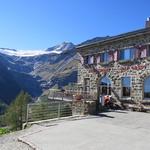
[77,33,150,104]
[78,57,150,103]
[77,63,98,96]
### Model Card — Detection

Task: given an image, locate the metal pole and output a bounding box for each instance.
[96,77,100,114]
[26,104,29,125]
[58,102,61,118]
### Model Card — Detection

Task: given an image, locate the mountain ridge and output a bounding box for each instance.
[0,37,108,104]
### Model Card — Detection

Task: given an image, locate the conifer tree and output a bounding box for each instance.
[5,91,31,130]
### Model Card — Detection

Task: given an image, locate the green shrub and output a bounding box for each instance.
[0,128,10,135]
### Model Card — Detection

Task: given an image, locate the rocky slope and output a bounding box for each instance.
[0,42,79,104]
[0,37,110,104]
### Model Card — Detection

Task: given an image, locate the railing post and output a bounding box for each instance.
[62,92,64,101]
[58,102,61,118]
[26,104,29,125]
[53,91,55,101]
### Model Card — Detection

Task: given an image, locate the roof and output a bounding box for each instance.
[76,27,150,50]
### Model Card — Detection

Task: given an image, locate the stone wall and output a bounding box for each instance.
[77,63,98,96]
[77,57,150,103]
[72,100,96,115]
[77,31,150,106]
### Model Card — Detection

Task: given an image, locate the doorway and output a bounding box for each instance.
[100,76,111,95]
[99,76,112,106]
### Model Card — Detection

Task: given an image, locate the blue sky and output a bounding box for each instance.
[0,0,149,50]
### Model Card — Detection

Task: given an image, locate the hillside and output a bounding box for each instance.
[0,56,21,104]
[0,37,109,104]
[0,42,79,104]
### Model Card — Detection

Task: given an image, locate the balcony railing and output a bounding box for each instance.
[48,89,97,102]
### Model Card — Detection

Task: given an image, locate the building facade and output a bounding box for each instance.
[77,20,150,107]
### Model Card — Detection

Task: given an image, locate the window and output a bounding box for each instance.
[120,48,134,60]
[100,76,111,95]
[84,78,90,93]
[88,56,94,64]
[100,51,114,63]
[144,77,150,99]
[84,56,88,64]
[140,48,147,58]
[100,52,109,62]
[84,56,94,64]
[147,45,150,57]
[122,77,131,97]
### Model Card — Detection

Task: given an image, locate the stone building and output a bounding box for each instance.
[76,19,150,109]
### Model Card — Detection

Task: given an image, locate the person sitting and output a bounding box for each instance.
[104,95,110,108]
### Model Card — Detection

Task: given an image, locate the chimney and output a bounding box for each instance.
[145,17,150,28]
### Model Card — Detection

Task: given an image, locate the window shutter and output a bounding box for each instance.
[113,50,118,61]
[88,56,94,64]
[96,55,100,64]
[140,46,147,58]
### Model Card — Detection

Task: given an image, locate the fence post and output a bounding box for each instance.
[62,92,64,101]
[23,104,29,129]
[53,91,55,101]
[83,99,85,115]
[58,102,61,118]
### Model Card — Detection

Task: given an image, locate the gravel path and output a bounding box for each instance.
[0,131,32,150]
[0,124,46,150]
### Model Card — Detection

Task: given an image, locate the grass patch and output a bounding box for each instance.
[0,128,10,136]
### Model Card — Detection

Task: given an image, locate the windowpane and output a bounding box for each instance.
[100,76,111,86]
[144,77,150,99]
[100,52,109,62]
[102,86,107,95]
[147,45,150,57]
[100,53,104,62]
[120,48,134,60]
[122,77,131,87]
[122,77,131,97]
[123,87,131,97]
[104,52,109,62]
[100,76,111,95]
[84,56,88,64]
[88,56,94,64]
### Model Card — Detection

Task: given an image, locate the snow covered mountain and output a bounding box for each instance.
[0,36,107,104]
[0,42,75,57]
[46,42,75,54]
[0,42,78,104]
[0,48,50,57]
